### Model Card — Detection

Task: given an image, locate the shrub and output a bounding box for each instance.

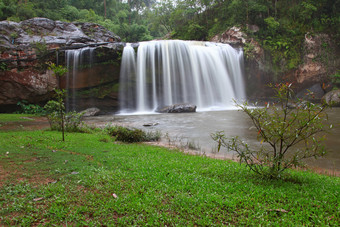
[16,100,46,115]
[105,125,161,143]
[44,92,84,133]
[45,108,84,133]
[211,83,330,179]
[46,111,84,132]
[330,71,340,88]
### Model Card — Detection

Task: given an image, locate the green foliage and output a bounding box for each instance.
[243,42,256,59]
[44,90,84,133]
[105,124,160,143]
[186,23,206,40]
[16,100,46,115]
[264,17,280,32]
[47,62,68,78]
[212,83,330,179]
[44,89,66,141]
[60,5,80,21]
[16,2,36,20]
[31,40,48,58]
[0,62,8,71]
[45,109,84,132]
[330,71,340,88]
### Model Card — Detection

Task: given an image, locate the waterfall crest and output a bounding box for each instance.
[119,40,246,114]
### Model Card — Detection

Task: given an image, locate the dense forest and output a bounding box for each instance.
[0,0,339,70]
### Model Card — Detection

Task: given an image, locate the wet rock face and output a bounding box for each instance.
[0,18,122,113]
[322,90,340,107]
[296,84,325,101]
[0,69,57,107]
[294,33,337,85]
[156,104,197,113]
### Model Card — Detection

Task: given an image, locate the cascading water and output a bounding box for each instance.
[119,40,246,114]
[65,47,94,111]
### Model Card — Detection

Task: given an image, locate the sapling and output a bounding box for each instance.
[46,61,68,141]
[212,83,331,178]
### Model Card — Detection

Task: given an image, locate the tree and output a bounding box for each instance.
[47,62,68,141]
[150,0,174,34]
[211,83,330,179]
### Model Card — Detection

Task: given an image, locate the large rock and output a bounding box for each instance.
[296,84,325,100]
[156,104,197,113]
[295,33,339,85]
[81,107,101,117]
[211,26,246,46]
[0,69,57,106]
[0,18,123,113]
[322,90,340,107]
[0,18,120,49]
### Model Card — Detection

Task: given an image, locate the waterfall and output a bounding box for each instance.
[65,47,94,111]
[119,40,246,114]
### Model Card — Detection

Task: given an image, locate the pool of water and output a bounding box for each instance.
[86,108,340,173]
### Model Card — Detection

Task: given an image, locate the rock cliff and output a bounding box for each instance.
[211,27,340,101]
[0,18,123,112]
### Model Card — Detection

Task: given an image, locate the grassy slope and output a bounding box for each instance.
[0,129,339,226]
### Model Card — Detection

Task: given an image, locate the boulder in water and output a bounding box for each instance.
[81,107,101,117]
[156,104,197,113]
[297,84,325,100]
[143,122,159,127]
[322,90,340,107]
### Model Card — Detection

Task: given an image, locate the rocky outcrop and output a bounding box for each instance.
[81,107,101,117]
[295,33,338,86]
[211,27,339,101]
[322,90,340,107]
[156,104,197,113]
[1,18,120,49]
[211,26,247,46]
[0,69,57,106]
[0,18,122,113]
[296,84,325,101]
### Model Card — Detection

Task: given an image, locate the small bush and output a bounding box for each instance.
[330,71,340,88]
[46,111,84,132]
[144,131,162,142]
[105,125,161,143]
[45,98,84,133]
[212,83,330,179]
[64,111,84,132]
[16,100,46,115]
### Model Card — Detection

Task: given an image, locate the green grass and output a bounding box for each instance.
[0,130,338,226]
[0,114,35,123]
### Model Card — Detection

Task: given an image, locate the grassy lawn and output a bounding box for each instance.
[0,114,35,123]
[0,119,339,225]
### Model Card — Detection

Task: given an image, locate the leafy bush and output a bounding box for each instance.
[105,125,161,143]
[45,100,84,133]
[330,71,340,88]
[16,100,46,115]
[0,62,8,71]
[212,83,330,179]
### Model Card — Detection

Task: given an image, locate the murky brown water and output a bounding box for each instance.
[86,109,340,173]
